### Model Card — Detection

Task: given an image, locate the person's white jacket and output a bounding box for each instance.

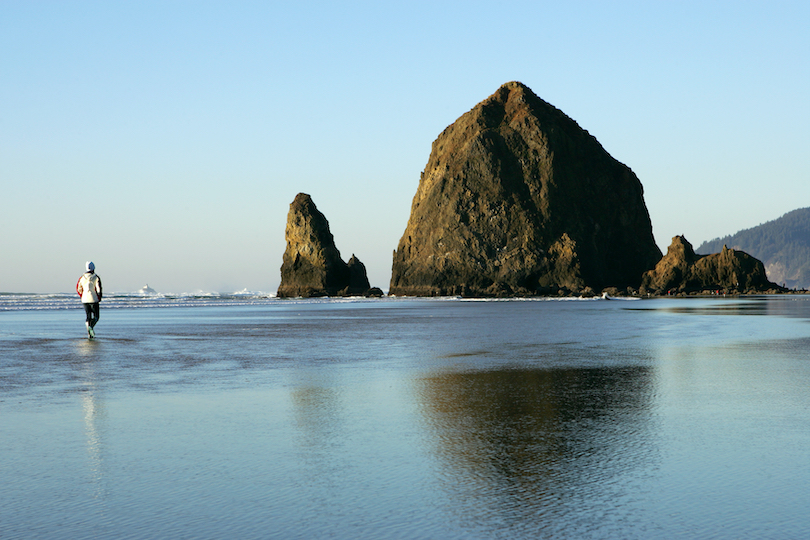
[77,272,103,303]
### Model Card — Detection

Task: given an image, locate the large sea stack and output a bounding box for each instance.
[641,235,782,295]
[277,193,373,297]
[390,81,662,296]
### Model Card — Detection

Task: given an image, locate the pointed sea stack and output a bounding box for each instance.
[277,193,372,297]
[390,81,662,296]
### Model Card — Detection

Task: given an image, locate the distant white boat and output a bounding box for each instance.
[139,284,157,294]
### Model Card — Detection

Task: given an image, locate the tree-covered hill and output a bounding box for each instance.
[696,207,810,290]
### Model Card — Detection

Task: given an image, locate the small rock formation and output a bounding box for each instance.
[696,207,810,290]
[390,81,661,297]
[640,235,782,294]
[277,193,373,297]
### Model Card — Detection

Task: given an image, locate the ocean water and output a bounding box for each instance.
[2,294,810,539]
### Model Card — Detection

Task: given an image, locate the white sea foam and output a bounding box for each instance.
[0,290,644,311]
[0,291,278,311]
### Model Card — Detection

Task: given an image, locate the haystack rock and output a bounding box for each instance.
[277,193,372,297]
[390,81,662,296]
[641,235,782,295]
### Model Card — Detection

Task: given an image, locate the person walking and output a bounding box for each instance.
[77,261,103,338]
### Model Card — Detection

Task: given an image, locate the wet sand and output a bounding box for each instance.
[3,298,810,539]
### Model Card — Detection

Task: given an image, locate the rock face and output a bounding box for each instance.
[640,235,781,294]
[277,193,372,297]
[390,81,662,297]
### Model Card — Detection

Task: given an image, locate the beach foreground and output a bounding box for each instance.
[2,296,809,539]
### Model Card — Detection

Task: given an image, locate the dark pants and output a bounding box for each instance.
[84,303,100,328]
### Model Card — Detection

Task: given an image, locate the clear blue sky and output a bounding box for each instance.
[2,1,808,293]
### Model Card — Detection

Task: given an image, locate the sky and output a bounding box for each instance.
[2,1,808,293]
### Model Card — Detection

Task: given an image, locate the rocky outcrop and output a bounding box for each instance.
[390,81,661,297]
[641,235,782,294]
[277,193,373,297]
[697,207,810,289]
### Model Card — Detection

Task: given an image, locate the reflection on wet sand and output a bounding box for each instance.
[80,383,106,498]
[76,342,108,505]
[418,366,657,537]
[291,383,343,454]
[289,381,348,515]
